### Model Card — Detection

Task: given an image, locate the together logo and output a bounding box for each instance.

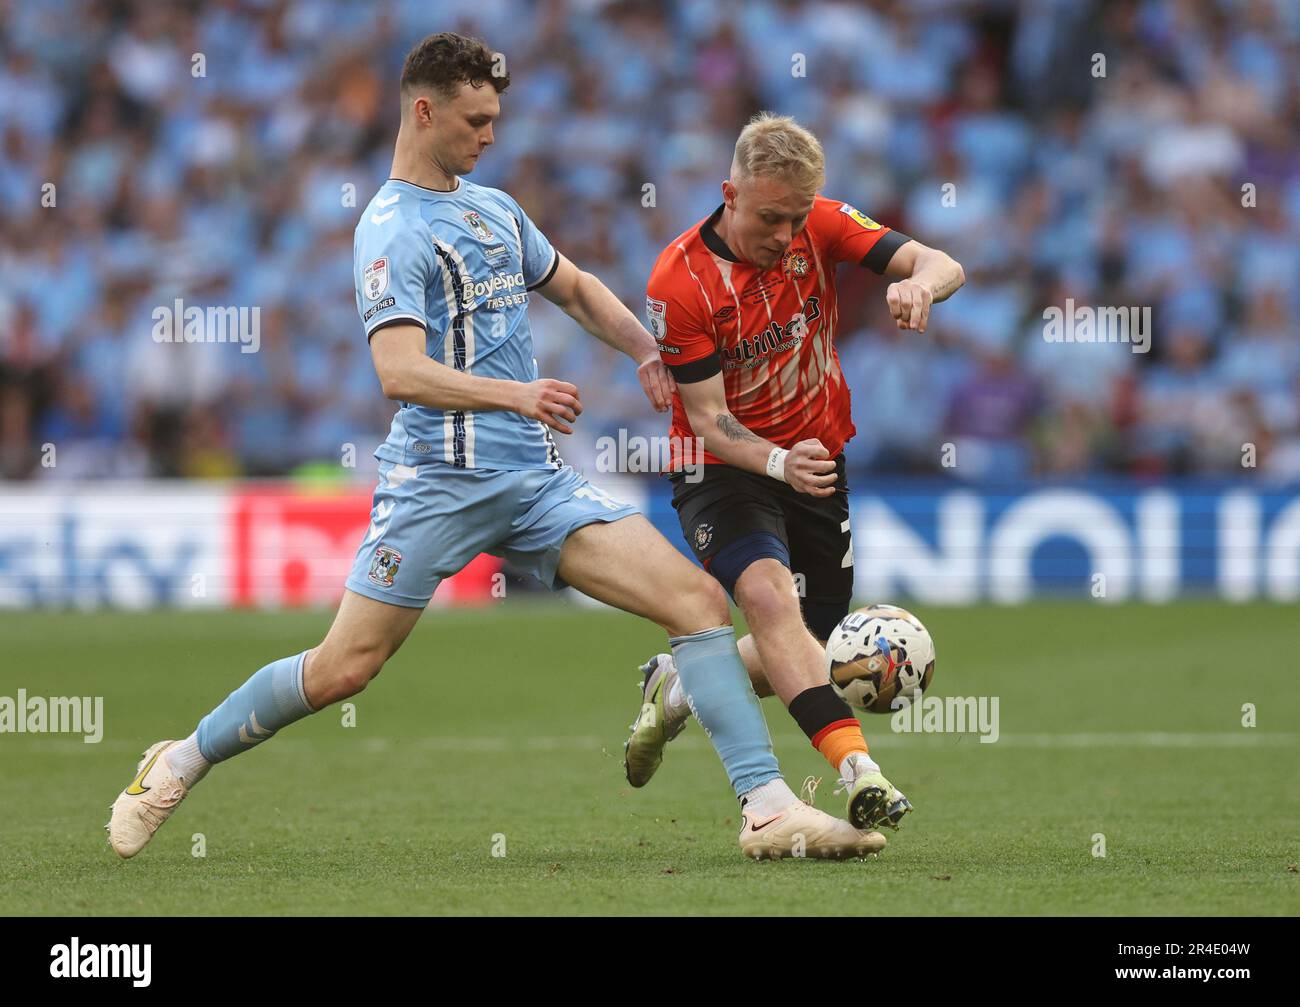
[50,939,151,987]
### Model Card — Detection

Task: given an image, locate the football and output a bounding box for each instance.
[825,604,936,713]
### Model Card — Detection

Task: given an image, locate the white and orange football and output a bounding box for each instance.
[825,604,936,713]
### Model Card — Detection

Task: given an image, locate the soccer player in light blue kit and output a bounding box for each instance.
[106,33,885,862]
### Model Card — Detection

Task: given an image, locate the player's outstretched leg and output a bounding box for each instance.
[625,653,911,828]
[733,559,911,830]
[557,515,884,859]
[629,557,912,831]
[106,591,422,858]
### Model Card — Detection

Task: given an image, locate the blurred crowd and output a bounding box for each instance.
[1,0,1298,483]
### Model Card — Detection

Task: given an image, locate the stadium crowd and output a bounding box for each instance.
[1,0,1298,483]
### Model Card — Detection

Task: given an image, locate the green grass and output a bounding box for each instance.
[0,601,1297,916]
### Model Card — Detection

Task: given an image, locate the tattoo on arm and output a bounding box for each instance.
[716,412,759,443]
[931,271,962,302]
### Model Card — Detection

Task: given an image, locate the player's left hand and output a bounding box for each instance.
[886,278,933,333]
[637,354,677,413]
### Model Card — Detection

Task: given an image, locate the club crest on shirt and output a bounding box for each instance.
[463,210,495,242]
[782,249,809,277]
[363,257,389,300]
[367,545,402,587]
[693,523,713,552]
[839,203,881,230]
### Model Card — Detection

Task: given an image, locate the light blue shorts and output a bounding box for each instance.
[345,460,639,608]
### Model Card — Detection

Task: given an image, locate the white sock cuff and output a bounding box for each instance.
[166,732,212,786]
[740,777,797,817]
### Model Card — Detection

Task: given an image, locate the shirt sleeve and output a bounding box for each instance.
[354,214,434,338]
[811,195,912,274]
[501,193,559,290]
[646,261,719,383]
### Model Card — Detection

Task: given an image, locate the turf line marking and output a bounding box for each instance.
[21,731,1299,755]
[976,732,1300,748]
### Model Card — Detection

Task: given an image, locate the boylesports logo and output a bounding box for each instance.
[461,271,526,310]
[722,296,821,370]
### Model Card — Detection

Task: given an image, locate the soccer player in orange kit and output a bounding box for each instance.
[624,112,964,833]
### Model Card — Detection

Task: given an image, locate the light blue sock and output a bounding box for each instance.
[669,626,781,798]
[195,651,315,763]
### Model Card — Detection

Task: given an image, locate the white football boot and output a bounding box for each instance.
[623,654,688,787]
[739,800,887,860]
[839,754,913,831]
[106,740,190,859]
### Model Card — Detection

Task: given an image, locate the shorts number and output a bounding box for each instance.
[841,517,853,569]
[575,485,622,511]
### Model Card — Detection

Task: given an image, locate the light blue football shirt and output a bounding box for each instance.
[353,177,562,470]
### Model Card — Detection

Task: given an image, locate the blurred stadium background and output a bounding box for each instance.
[4,0,1299,920]
[2,0,1299,609]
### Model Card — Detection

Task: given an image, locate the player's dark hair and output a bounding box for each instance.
[400,32,510,100]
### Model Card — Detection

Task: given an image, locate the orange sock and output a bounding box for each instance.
[811,719,868,772]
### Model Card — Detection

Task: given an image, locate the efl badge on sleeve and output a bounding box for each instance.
[839,204,882,230]
[646,296,667,341]
[367,545,402,588]
[363,257,389,300]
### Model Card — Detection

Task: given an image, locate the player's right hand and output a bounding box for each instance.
[517,379,582,434]
[786,438,837,497]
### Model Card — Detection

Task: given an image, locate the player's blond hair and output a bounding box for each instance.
[731,112,825,194]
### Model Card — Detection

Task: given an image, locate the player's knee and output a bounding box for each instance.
[336,653,384,698]
[735,566,798,630]
[664,575,731,637]
[306,642,386,704]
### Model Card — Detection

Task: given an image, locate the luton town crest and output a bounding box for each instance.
[462,210,494,242]
[782,250,809,277]
[367,545,402,588]
[693,523,714,552]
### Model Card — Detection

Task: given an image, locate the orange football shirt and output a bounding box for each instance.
[646,195,909,470]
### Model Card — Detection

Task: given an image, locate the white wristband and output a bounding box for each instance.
[766,447,789,483]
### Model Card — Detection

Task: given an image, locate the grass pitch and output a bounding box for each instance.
[1,600,1297,916]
